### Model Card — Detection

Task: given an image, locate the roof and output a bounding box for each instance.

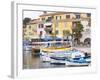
[39,12,90,17]
[39,12,67,17]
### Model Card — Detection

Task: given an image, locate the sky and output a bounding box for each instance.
[23,10,56,20]
[23,11,44,20]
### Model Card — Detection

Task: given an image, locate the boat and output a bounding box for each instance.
[50,56,66,65]
[39,35,91,66]
[65,57,91,66]
[40,47,91,66]
[40,47,71,62]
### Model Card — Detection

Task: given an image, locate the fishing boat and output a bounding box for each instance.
[40,47,91,66]
[40,47,71,62]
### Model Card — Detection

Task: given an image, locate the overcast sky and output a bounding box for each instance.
[23,11,55,20]
[23,11,44,20]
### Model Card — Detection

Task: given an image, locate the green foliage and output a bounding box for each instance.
[23,18,31,25]
[63,30,71,37]
[72,21,84,44]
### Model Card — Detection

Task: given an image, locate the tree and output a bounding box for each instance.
[63,30,71,40]
[23,17,31,28]
[63,30,71,47]
[72,21,84,44]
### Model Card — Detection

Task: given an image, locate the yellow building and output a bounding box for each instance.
[39,12,72,38]
[39,12,90,39]
[23,12,91,41]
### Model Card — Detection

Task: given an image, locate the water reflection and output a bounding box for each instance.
[23,50,66,69]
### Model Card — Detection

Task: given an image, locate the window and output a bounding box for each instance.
[56,16,58,20]
[88,21,91,26]
[66,15,70,18]
[38,24,40,28]
[60,16,61,19]
[41,24,44,28]
[38,24,44,28]
[76,15,80,19]
[56,16,61,20]
[46,17,52,22]
[72,22,77,28]
[48,17,52,19]
[42,18,45,21]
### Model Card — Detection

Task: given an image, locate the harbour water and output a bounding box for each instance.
[23,46,90,69]
[23,51,68,69]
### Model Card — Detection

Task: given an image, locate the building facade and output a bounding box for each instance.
[23,19,39,41]
[23,12,91,44]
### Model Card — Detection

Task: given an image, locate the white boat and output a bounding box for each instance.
[40,54,51,62]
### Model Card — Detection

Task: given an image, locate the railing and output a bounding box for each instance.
[31,40,71,48]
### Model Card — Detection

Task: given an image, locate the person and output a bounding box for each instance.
[84,52,88,57]
[47,43,50,47]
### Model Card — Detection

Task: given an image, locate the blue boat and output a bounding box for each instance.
[65,56,91,66]
[49,50,91,66]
